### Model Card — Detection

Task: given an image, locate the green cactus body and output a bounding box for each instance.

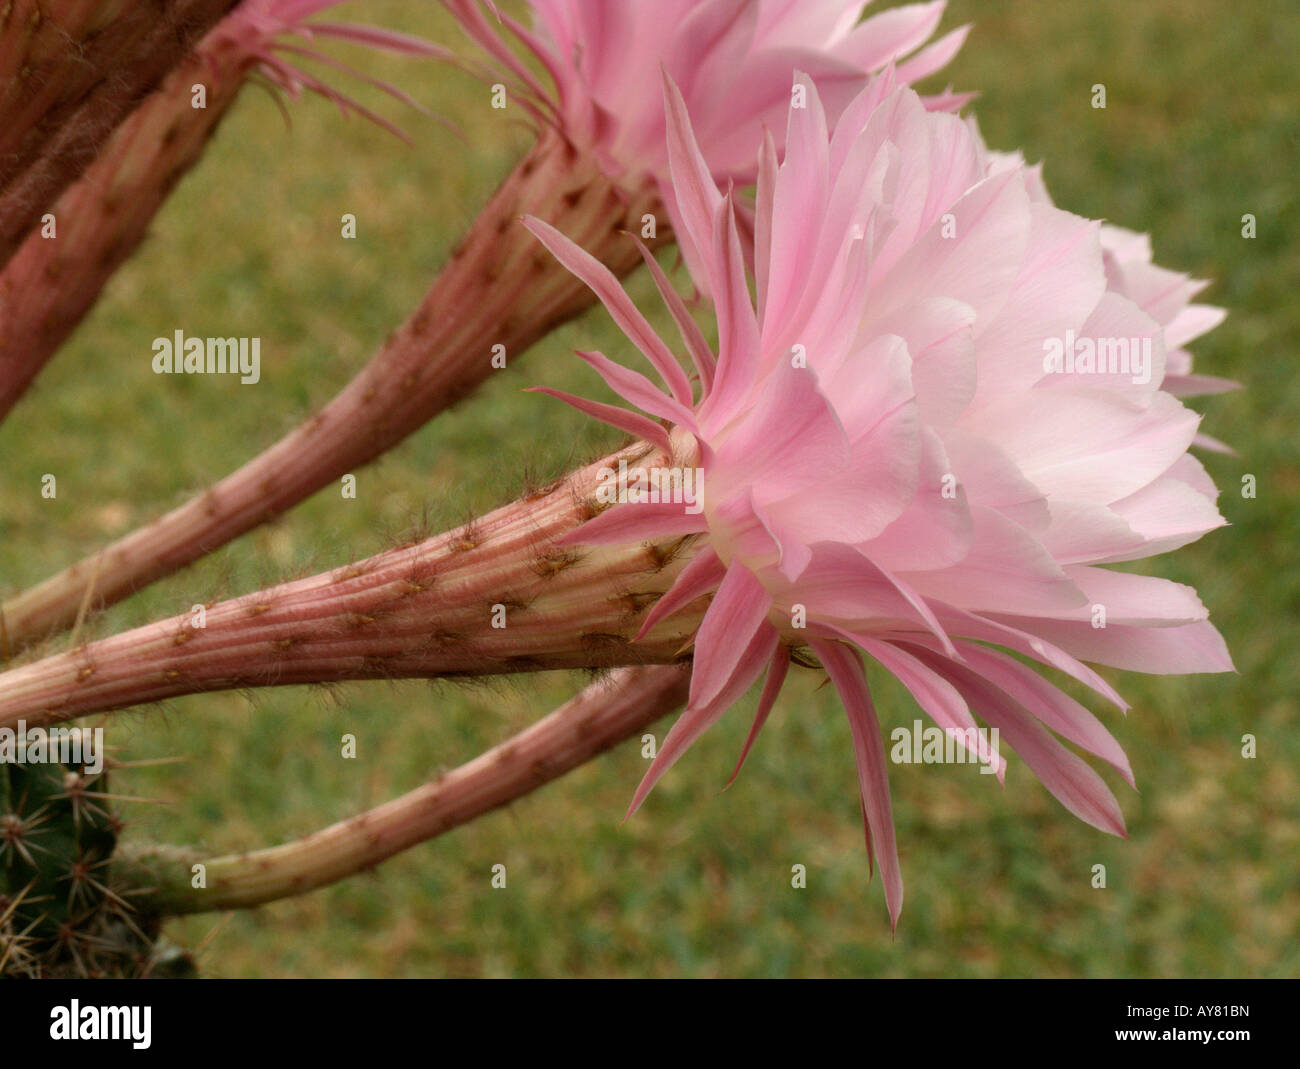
[0,729,192,977]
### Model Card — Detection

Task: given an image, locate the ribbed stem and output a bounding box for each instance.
[0,12,258,421]
[0,0,240,267]
[120,663,689,914]
[0,2,442,422]
[0,444,705,730]
[2,126,663,650]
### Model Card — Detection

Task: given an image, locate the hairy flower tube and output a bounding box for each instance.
[522,71,1235,926]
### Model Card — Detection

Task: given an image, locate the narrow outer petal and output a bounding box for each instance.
[812,636,905,928]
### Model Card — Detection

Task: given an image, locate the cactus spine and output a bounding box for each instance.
[0,730,191,977]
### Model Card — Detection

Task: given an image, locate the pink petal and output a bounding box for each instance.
[689,563,774,709]
[916,652,1128,837]
[1103,475,1228,560]
[940,427,1050,533]
[820,331,914,443]
[893,24,970,84]
[812,637,905,928]
[991,617,1235,675]
[1192,431,1235,455]
[626,621,779,817]
[827,64,899,175]
[1164,303,1227,349]
[944,641,1134,787]
[685,47,863,181]
[1053,566,1211,625]
[522,217,694,406]
[1034,500,1144,565]
[754,127,779,325]
[527,386,671,452]
[1163,373,1242,398]
[782,545,948,649]
[628,233,716,393]
[899,506,1087,616]
[661,69,724,283]
[661,0,756,105]
[1112,257,1207,326]
[764,364,922,546]
[763,71,831,339]
[441,0,552,103]
[710,356,850,504]
[700,193,763,431]
[868,566,957,657]
[574,349,696,428]
[871,298,976,428]
[864,169,1031,340]
[726,645,792,786]
[299,22,447,57]
[966,204,1106,408]
[862,426,974,573]
[708,488,783,569]
[961,391,1200,506]
[1165,452,1220,498]
[858,637,1003,779]
[635,546,726,640]
[931,604,1129,711]
[1033,291,1167,407]
[834,1,947,72]
[750,495,814,582]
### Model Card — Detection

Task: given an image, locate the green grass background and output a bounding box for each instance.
[1,0,1295,976]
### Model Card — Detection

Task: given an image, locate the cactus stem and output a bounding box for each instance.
[0,444,705,730]
[127,663,688,914]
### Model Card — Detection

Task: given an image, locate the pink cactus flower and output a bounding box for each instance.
[445,0,970,281]
[525,70,1234,926]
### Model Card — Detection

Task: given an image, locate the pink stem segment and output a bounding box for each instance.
[124,663,689,914]
[0,445,707,730]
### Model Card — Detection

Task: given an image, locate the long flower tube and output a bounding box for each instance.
[0,0,241,267]
[117,664,689,914]
[519,71,1236,926]
[0,0,442,423]
[0,0,966,653]
[0,442,712,729]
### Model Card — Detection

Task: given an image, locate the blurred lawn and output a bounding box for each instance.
[1,0,1296,977]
